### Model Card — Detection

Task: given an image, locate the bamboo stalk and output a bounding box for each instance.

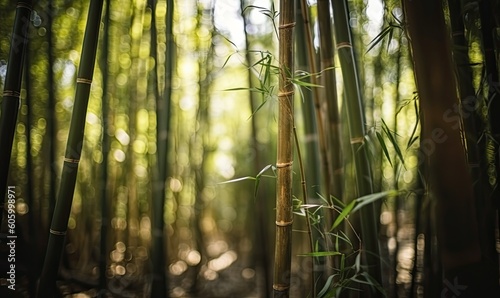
[403,0,499,295]
[331,0,383,294]
[23,34,37,298]
[240,1,272,296]
[0,0,32,223]
[317,0,343,201]
[295,2,327,295]
[151,0,175,297]
[449,1,498,281]
[36,1,104,297]
[98,0,111,294]
[273,1,295,297]
[46,0,57,226]
[317,0,345,288]
[298,0,332,199]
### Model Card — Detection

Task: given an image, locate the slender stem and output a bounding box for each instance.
[293,124,316,297]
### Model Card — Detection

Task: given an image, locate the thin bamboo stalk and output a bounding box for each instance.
[150,0,174,296]
[317,0,343,201]
[273,1,295,297]
[331,0,383,294]
[316,0,344,288]
[46,0,57,226]
[36,1,104,297]
[298,0,332,199]
[296,2,327,295]
[98,0,111,294]
[23,36,37,298]
[0,0,32,223]
[240,1,272,296]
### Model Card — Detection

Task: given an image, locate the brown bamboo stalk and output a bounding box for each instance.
[403,0,499,295]
[273,0,295,297]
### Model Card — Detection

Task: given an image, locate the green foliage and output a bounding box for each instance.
[218,163,276,200]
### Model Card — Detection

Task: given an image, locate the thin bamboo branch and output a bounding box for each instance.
[293,124,316,297]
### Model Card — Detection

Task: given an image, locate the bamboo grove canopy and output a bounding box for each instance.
[0,0,499,297]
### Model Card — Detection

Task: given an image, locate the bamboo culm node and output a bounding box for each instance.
[273,284,290,291]
[2,90,21,98]
[278,22,296,30]
[278,90,295,97]
[276,161,293,168]
[350,137,364,144]
[275,220,294,227]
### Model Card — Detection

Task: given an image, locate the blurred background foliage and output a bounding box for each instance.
[0,0,498,297]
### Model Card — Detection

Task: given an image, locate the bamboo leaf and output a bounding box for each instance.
[318,275,335,298]
[217,176,256,184]
[298,251,343,257]
[407,96,420,149]
[381,118,405,166]
[352,190,398,213]
[366,25,393,53]
[376,131,393,167]
[330,194,345,208]
[290,78,324,88]
[355,252,361,273]
[331,200,356,231]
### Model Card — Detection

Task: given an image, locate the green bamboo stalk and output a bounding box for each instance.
[317,0,343,201]
[295,2,327,295]
[299,0,332,199]
[46,0,57,226]
[150,0,174,296]
[240,1,272,296]
[36,1,104,297]
[316,0,345,288]
[98,0,111,294]
[190,4,216,294]
[0,0,32,223]
[23,35,37,298]
[273,1,295,297]
[331,0,383,294]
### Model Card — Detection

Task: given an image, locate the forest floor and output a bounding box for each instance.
[0,258,260,298]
